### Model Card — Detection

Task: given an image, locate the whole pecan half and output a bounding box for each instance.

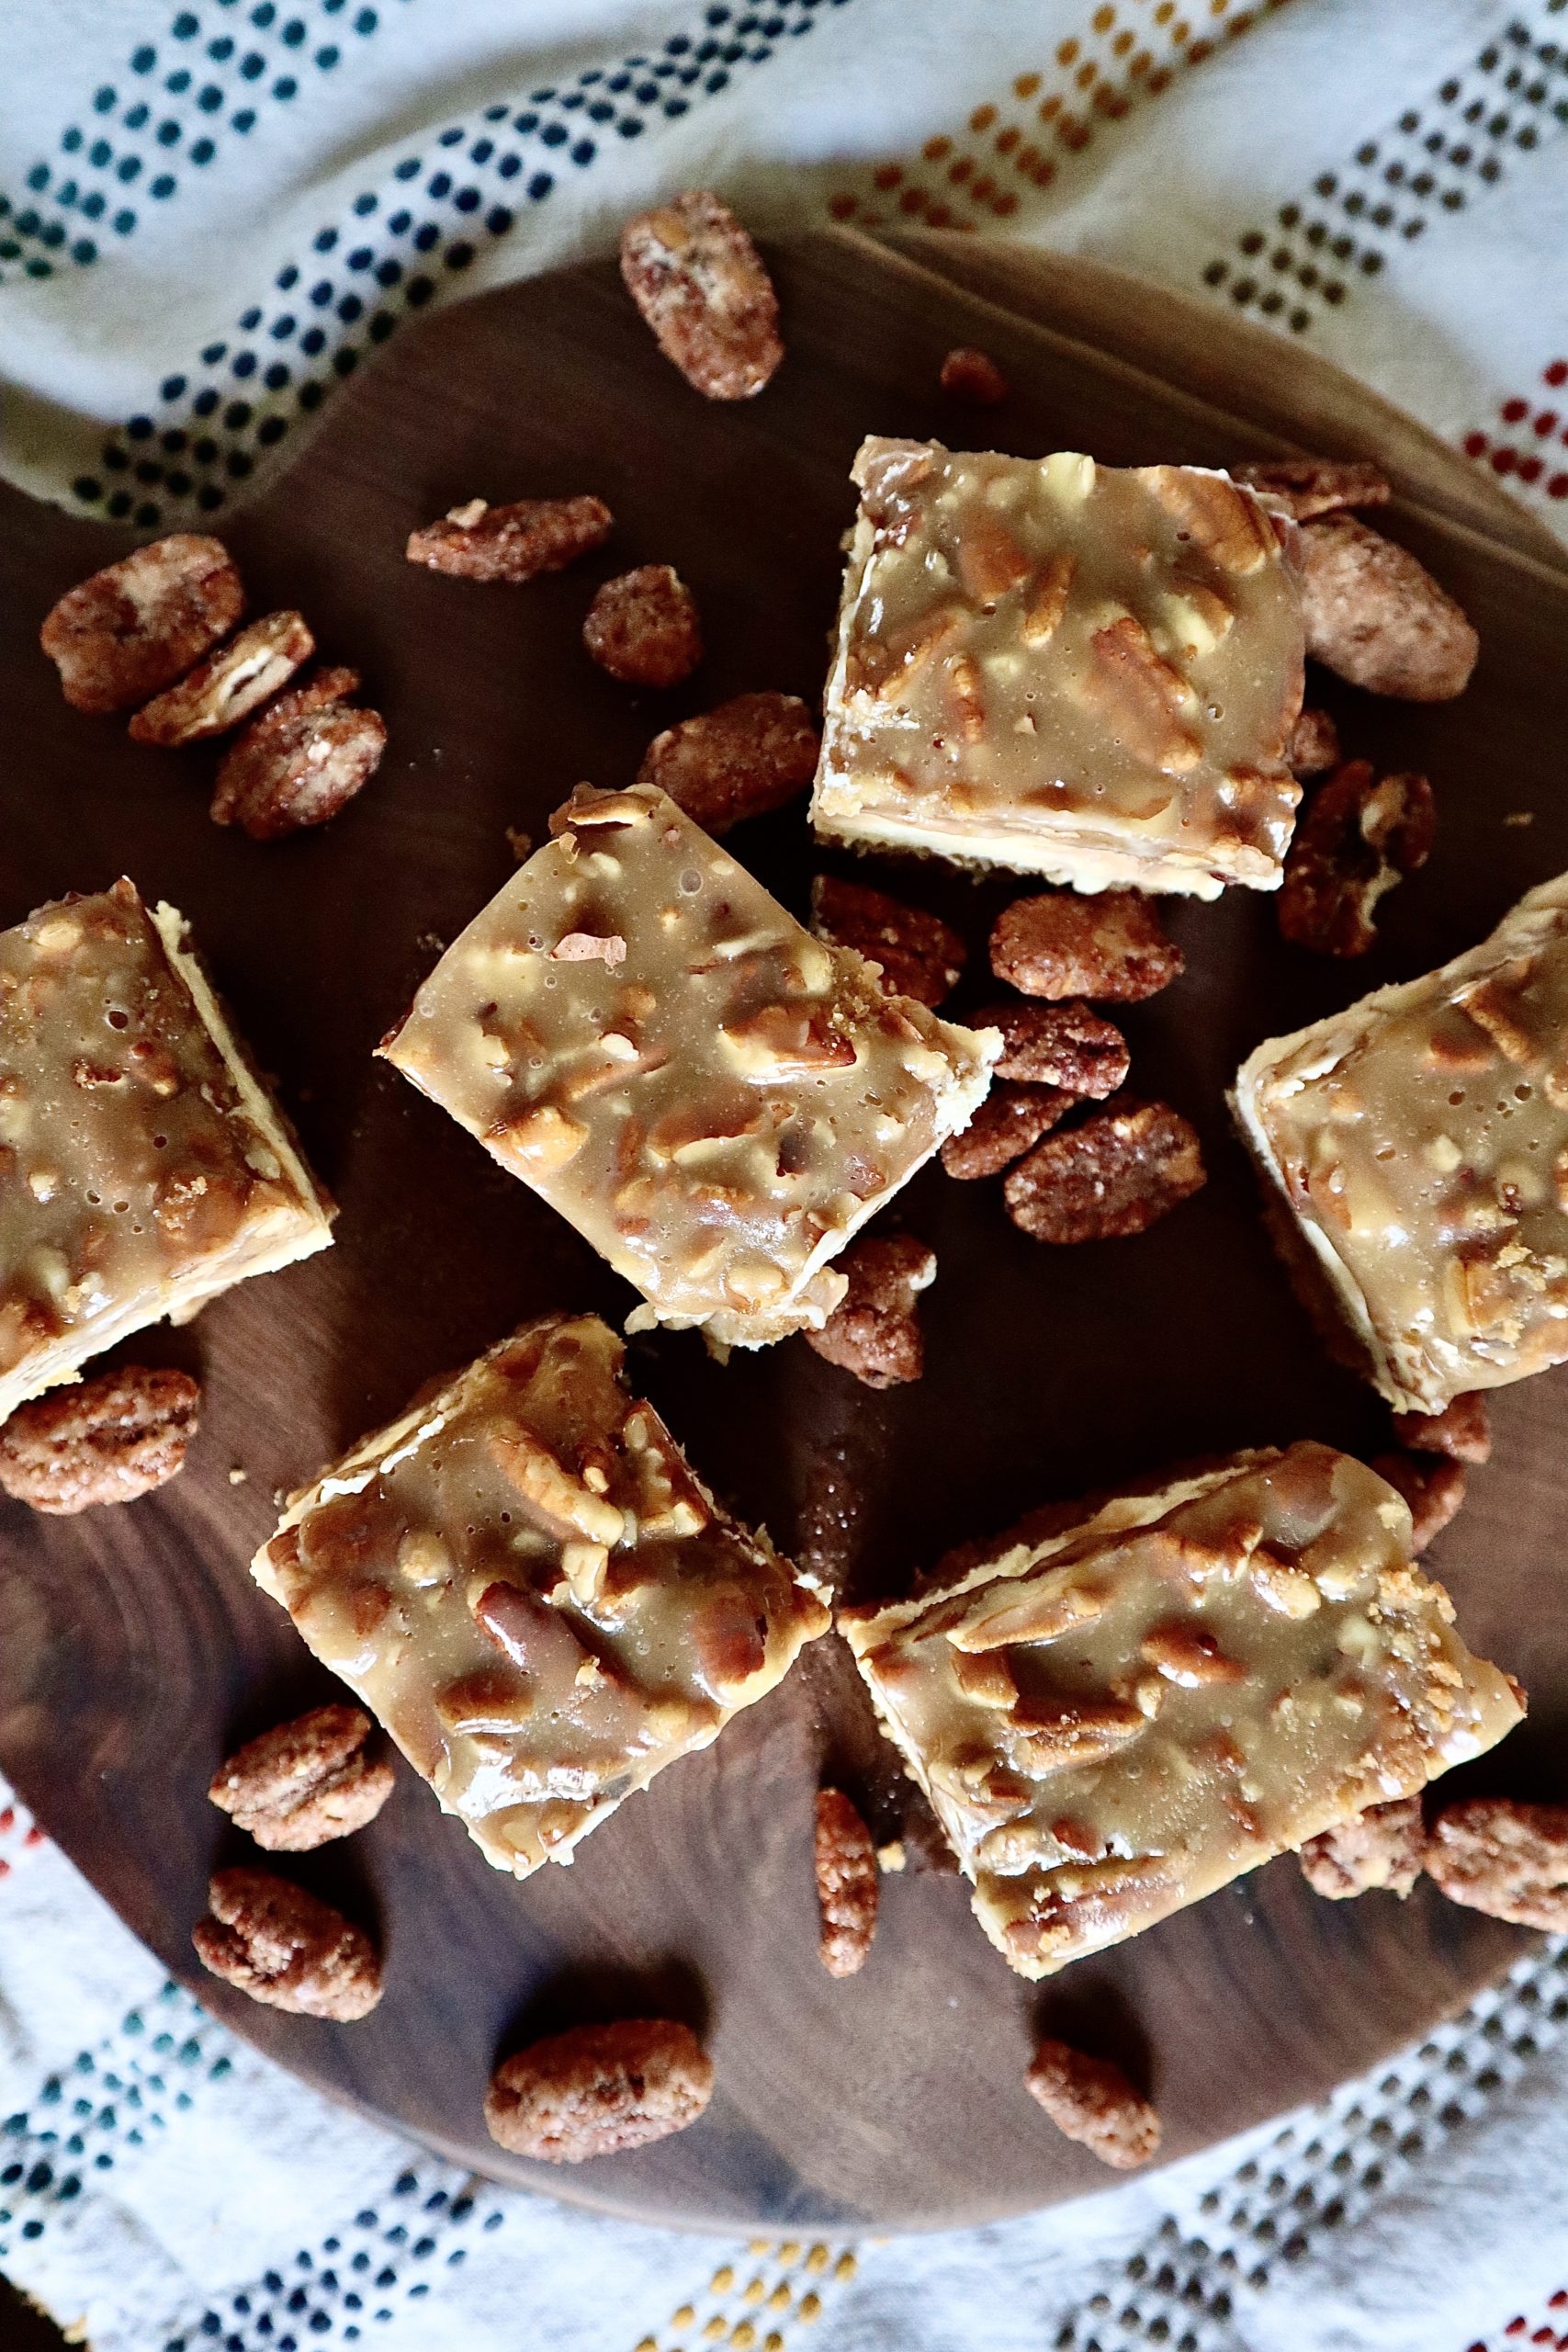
[405,494,612,582]
[583,565,703,687]
[1234,457,1391,521]
[1287,704,1342,778]
[941,1080,1071,1180]
[1004,1099,1205,1244]
[990,890,1184,1002]
[619,190,783,401]
[638,690,818,832]
[811,875,965,1007]
[804,1233,936,1388]
[1427,1798,1567,1929]
[485,2018,714,2161]
[42,534,244,714]
[974,999,1130,1098]
[1025,2039,1161,2170]
[130,611,314,745]
[1278,761,1435,957]
[192,1867,382,2018]
[940,345,1010,404]
[210,666,386,839]
[1391,1392,1492,1464]
[209,1704,394,1850]
[1298,1796,1427,1899]
[1298,515,1478,699]
[815,1786,878,1976]
[1369,1450,1465,1553]
[0,1364,199,1514]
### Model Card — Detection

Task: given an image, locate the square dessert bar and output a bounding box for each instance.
[1235,872,1568,1413]
[840,1442,1520,1979]
[254,1312,830,1876]
[811,439,1305,899]
[379,783,997,1349]
[0,878,333,1419]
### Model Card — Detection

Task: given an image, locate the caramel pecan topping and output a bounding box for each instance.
[804,1232,936,1389]
[811,875,965,1007]
[1299,515,1478,700]
[1025,2039,1161,2170]
[637,691,818,833]
[130,611,314,746]
[1279,761,1435,957]
[941,1080,1071,1179]
[1427,1797,1566,1930]
[192,1867,382,2019]
[939,345,1010,404]
[619,189,782,401]
[210,666,386,840]
[1143,466,1277,574]
[974,1000,1130,1097]
[0,1364,199,1514]
[1369,1451,1466,1553]
[485,2018,714,2160]
[405,494,613,582]
[1082,613,1201,775]
[815,1785,879,1975]
[1004,1099,1206,1244]
[1298,1796,1427,1899]
[209,1704,393,1850]
[1391,1392,1492,1464]
[1234,457,1391,521]
[41,534,243,714]
[990,890,1183,1003]
[583,565,703,687]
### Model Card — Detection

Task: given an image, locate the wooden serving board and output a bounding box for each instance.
[2,231,1567,2235]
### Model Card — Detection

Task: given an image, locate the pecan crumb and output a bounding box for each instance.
[583,565,702,688]
[1288,705,1342,778]
[1025,2039,1161,2170]
[130,610,315,746]
[990,890,1184,1002]
[637,690,818,833]
[405,494,612,582]
[1427,1797,1567,1930]
[805,1233,935,1388]
[1392,1392,1492,1464]
[1279,761,1434,956]
[485,2018,713,2161]
[1370,1451,1466,1552]
[41,534,244,714]
[811,874,965,1007]
[941,1080,1071,1179]
[192,1867,382,2018]
[974,999,1130,1098]
[940,345,1010,404]
[1005,1099,1205,1244]
[815,1786,878,1976]
[1234,456,1392,521]
[619,189,782,401]
[209,1704,394,1851]
[1298,514,1478,700]
[210,665,386,840]
[1299,1796,1428,1899]
[0,1365,199,1514]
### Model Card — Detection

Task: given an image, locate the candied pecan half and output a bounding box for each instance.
[1025,2039,1160,2170]
[811,875,965,1007]
[973,1000,1130,1098]
[1392,1392,1492,1464]
[192,1867,382,2018]
[619,189,782,401]
[1370,1451,1466,1553]
[1279,761,1435,957]
[210,666,386,840]
[1298,515,1478,700]
[1234,457,1391,521]
[805,1233,935,1388]
[42,534,244,714]
[638,690,818,832]
[941,1080,1071,1179]
[1004,1099,1206,1244]
[940,345,1010,404]
[485,2018,713,2161]
[209,1704,394,1851]
[990,890,1184,1002]
[130,611,314,746]
[1427,1798,1566,1930]
[405,494,612,582]
[1288,704,1342,778]
[0,1365,199,1514]
[815,1786,878,1976]
[583,565,702,688]
[1298,1796,1427,1899]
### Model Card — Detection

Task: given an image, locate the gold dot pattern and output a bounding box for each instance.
[633,2239,860,2352]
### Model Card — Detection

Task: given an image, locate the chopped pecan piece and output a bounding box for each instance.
[210,666,387,839]
[485,2018,714,2160]
[990,890,1184,1002]
[1298,1796,1427,1899]
[1391,1392,1492,1464]
[1279,761,1435,957]
[41,534,244,713]
[619,189,782,401]
[1025,2039,1161,2170]
[1427,1797,1566,1929]
[405,494,612,582]
[208,1704,393,1851]
[192,1867,382,2018]
[811,875,965,1007]
[583,565,702,688]
[1298,515,1478,700]
[1140,1621,1245,1686]
[974,1000,1130,1097]
[941,1080,1071,1179]
[637,690,818,832]
[815,1786,878,1976]
[1369,1451,1466,1552]
[940,345,1010,404]
[1004,1099,1206,1244]
[0,1364,199,1514]
[1082,614,1200,775]
[804,1233,936,1388]
[1234,457,1391,521]
[130,611,314,745]
[1288,704,1341,778]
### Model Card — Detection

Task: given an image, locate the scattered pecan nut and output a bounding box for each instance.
[192,1867,383,2019]
[1298,1796,1428,1900]
[619,189,783,401]
[974,1000,1130,1098]
[1427,1797,1567,1930]
[405,494,612,582]
[485,2018,714,2161]
[1234,457,1392,521]
[941,1080,1072,1179]
[990,889,1184,1002]
[811,875,965,1007]
[940,345,1010,404]
[1391,1392,1492,1464]
[210,666,387,840]
[1298,514,1479,700]
[1278,761,1435,956]
[0,1365,199,1514]
[1370,1451,1466,1553]
[815,1786,878,1976]
[41,534,244,714]
[1288,704,1342,778]
[129,610,315,746]
[583,565,702,687]
[804,1233,935,1388]
[209,1704,394,1851]
[1025,2039,1161,2170]
[1005,1099,1206,1245]
[637,689,818,832]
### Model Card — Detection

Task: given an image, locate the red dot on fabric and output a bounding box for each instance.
[1464,430,1489,457]
[1533,2332,1554,2346]
[22,1825,43,1848]
[1508,2324,1530,2341]
[1551,2294,1568,2312]
[1493,447,1517,474]
[1546,359,1568,386]
[1519,456,1544,483]
[1550,473,1568,497]
[0,1860,9,1881]
[0,1807,14,1834]
[1536,411,1559,435]
[1503,397,1529,422]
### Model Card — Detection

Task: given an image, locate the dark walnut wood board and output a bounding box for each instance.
[2,230,1567,2236]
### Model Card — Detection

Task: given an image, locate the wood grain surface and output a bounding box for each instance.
[1,232,1565,2234]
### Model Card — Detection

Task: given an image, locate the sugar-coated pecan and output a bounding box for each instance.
[811,875,965,1007]
[583,565,702,687]
[192,1867,382,2018]
[1298,515,1478,700]
[990,890,1184,1002]
[405,494,612,582]
[637,690,818,832]
[42,534,244,714]
[1391,1392,1492,1464]
[1234,457,1391,521]
[1369,1450,1466,1552]
[940,345,1010,404]
[1298,1796,1428,1899]
[1004,1099,1206,1244]
[1288,704,1342,777]
[130,611,314,745]
[815,1786,878,1976]
[1025,2039,1161,2170]
[1427,1797,1565,1929]
[941,1080,1071,1179]
[210,666,386,839]
[804,1233,935,1388]
[1279,761,1435,956]
[974,1000,1130,1097]
[0,1364,199,1514]
[619,189,782,401]
[209,1704,394,1851]
[485,2018,714,2161]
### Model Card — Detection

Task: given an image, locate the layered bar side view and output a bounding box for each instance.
[254,1313,831,1877]
[1235,870,1568,1413]
[0,877,334,1419]
[810,439,1305,899]
[379,783,998,1348]
[840,1442,1521,1980]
